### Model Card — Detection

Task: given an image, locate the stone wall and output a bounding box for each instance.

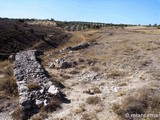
[13,50,60,119]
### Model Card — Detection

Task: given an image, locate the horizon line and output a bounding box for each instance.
[0,17,159,26]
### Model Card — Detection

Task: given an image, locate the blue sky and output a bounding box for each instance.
[0,0,160,25]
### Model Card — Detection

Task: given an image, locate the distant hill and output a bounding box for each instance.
[56,21,130,31]
[0,18,71,60]
[0,18,133,60]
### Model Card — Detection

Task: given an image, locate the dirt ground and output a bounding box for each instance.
[1,26,160,120]
[41,26,160,120]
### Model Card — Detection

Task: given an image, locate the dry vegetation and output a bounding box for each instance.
[112,87,160,120]
[41,98,62,113]
[0,18,71,59]
[81,112,98,120]
[40,26,160,120]
[30,113,48,120]
[108,69,126,78]
[26,82,41,91]
[11,95,62,120]
[86,96,101,105]
[0,61,18,97]
[1,19,160,120]
[11,107,22,120]
[0,60,18,119]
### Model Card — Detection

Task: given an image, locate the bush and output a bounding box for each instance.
[18,19,24,23]
[0,77,18,96]
[112,88,160,120]
[14,24,18,30]
[11,107,23,120]
[157,26,160,29]
[0,66,18,96]
[86,96,101,105]
[82,113,98,120]
[108,69,125,78]
[26,82,41,91]
[30,113,48,120]
[29,28,34,34]
[41,98,61,113]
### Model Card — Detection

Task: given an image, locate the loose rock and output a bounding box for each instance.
[66,42,90,51]
[13,50,61,119]
[48,85,59,95]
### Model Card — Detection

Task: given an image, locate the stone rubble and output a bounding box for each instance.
[65,42,90,51]
[80,69,99,81]
[49,57,78,69]
[65,42,98,51]
[13,50,60,119]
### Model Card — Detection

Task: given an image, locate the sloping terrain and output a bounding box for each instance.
[0,23,160,120]
[0,19,70,119]
[40,27,160,120]
[0,19,70,60]
[56,21,128,31]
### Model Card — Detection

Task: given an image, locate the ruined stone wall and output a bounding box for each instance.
[13,50,59,119]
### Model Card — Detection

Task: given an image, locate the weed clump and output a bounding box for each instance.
[11,107,23,120]
[0,66,18,96]
[86,96,101,105]
[108,69,125,78]
[112,88,160,120]
[26,82,41,91]
[41,98,62,113]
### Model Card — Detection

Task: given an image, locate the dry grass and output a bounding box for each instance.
[86,59,97,65]
[94,106,103,113]
[151,70,160,81]
[108,69,126,78]
[0,66,18,96]
[68,69,79,74]
[0,60,10,69]
[88,39,97,43]
[140,43,159,51]
[0,77,18,96]
[86,96,101,105]
[136,28,160,34]
[0,61,18,118]
[76,65,86,70]
[89,66,100,72]
[31,113,48,120]
[115,90,126,97]
[26,82,41,91]
[122,45,135,53]
[11,107,23,120]
[60,73,71,79]
[50,73,65,83]
[31,116,43,120]
[112,88,160,120]
[74,104,86,114]
[90,86,101,94]
[118,82,128,86]
[74,107,85,114]
[82,112,98,120]
[12,105,48,120]
[41,98,61,113]
[139,59,151,67]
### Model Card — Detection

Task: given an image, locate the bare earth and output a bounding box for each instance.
[40,27,160,120]
[1,26,160,120]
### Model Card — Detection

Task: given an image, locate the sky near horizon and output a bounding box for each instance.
[0,0,160,25]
